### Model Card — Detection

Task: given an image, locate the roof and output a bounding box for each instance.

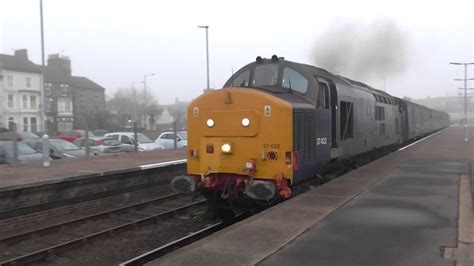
[70,76,105,91]
[0,54,42,74]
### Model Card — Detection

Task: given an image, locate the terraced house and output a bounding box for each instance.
[43,53,106,133]
[0,49,44,132]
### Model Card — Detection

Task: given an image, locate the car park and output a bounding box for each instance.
[154,131,187,149]
[58,130,95,142]
[104,132,164,151]
[26,139,91,159]
[73,137,134,154]
[0,131,40,141]
[0,140,44,165]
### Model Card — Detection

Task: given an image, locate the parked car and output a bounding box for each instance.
[58,130,95,142]
[0,140,44,165]
[92,129,109,137]
[0,131,40,141]
[25,139,90,159]
[104,132,164,151]
[25,139,64,159]
[154,131,188,149]
[73,137,134,154]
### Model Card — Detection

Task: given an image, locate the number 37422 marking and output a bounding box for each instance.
[263,144,280,149]
[316,137,328,145]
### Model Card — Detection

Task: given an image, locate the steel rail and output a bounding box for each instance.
[0,192,182,245]
[119,222,225,266]
[0,200,206,266]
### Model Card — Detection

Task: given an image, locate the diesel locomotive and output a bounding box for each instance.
[172,55,450,218]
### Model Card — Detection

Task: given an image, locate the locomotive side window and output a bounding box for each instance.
[340,101,354,140]
[375,106,385,121]
[231,70,250,87]
[282,68,308,94]
[253,64,278,86]
[316,82,329,109]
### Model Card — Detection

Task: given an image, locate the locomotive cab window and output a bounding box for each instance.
[231,70,250,87]
[253,64,278,86]
[316,82,329,109]
[282,68,308,94]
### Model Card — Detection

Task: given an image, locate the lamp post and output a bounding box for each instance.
[39,0,50,167]
[198,25,210,90]
[143,73,155,103]
[450,62,474,142]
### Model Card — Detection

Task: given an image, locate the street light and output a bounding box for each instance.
[143,73,156,99]
[198,25,210,90]
[450,62,474,141]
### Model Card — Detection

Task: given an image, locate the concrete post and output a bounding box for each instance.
[42,134,50,167]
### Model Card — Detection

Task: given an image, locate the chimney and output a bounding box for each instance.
[14,49,28,60]
[47,53,71,76]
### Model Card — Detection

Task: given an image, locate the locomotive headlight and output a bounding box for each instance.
[241,118,250,127]
[206,119,215,127]
[221,143,232,153]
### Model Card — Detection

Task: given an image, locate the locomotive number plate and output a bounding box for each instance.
[263,144,280,149]
[316,137,328,145]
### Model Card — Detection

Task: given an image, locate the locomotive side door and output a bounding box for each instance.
[314,78,332,171]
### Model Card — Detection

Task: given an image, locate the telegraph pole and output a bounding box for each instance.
[450,62,474,142]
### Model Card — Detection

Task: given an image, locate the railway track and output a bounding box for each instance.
[0,193,206,265]
[119,222,225,266]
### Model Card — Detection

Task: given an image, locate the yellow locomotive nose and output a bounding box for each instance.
[187,88,293,183]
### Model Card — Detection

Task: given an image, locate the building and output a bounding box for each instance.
[43,54,105,133]
[71,76,106,130]
[0,49,44,132]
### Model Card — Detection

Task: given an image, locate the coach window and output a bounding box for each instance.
[316,82,329,108]
[282,68,308,94]
[253,64,279,86]
[231,70,250,87]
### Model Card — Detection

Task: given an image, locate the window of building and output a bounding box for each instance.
[380,123,385,137]
[30,95,37,109]
[58,99,73,113]
[7,76,13,87]
[58,122,73,132]
[22,95,28,109]
[61,87,68,96]
[8,117,14,129]
[231,70,250,87]
[44,83,52,95]
[45,99,52,112]
[7,94,14,108]
[316,82,329,109]
[26,77,32,88]
[340,101,354,140]
[282,68,308,94]
[30,117,37,132]
[23,117,29,132]
[65,101,72,112]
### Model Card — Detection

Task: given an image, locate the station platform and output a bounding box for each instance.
[0,149,186,191]
[150,126,474,266]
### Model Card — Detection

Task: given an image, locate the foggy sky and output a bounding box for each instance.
[1,0,473,104]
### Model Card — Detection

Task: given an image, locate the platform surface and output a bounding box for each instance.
[0,149,186,191]
[150,127,473,266]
